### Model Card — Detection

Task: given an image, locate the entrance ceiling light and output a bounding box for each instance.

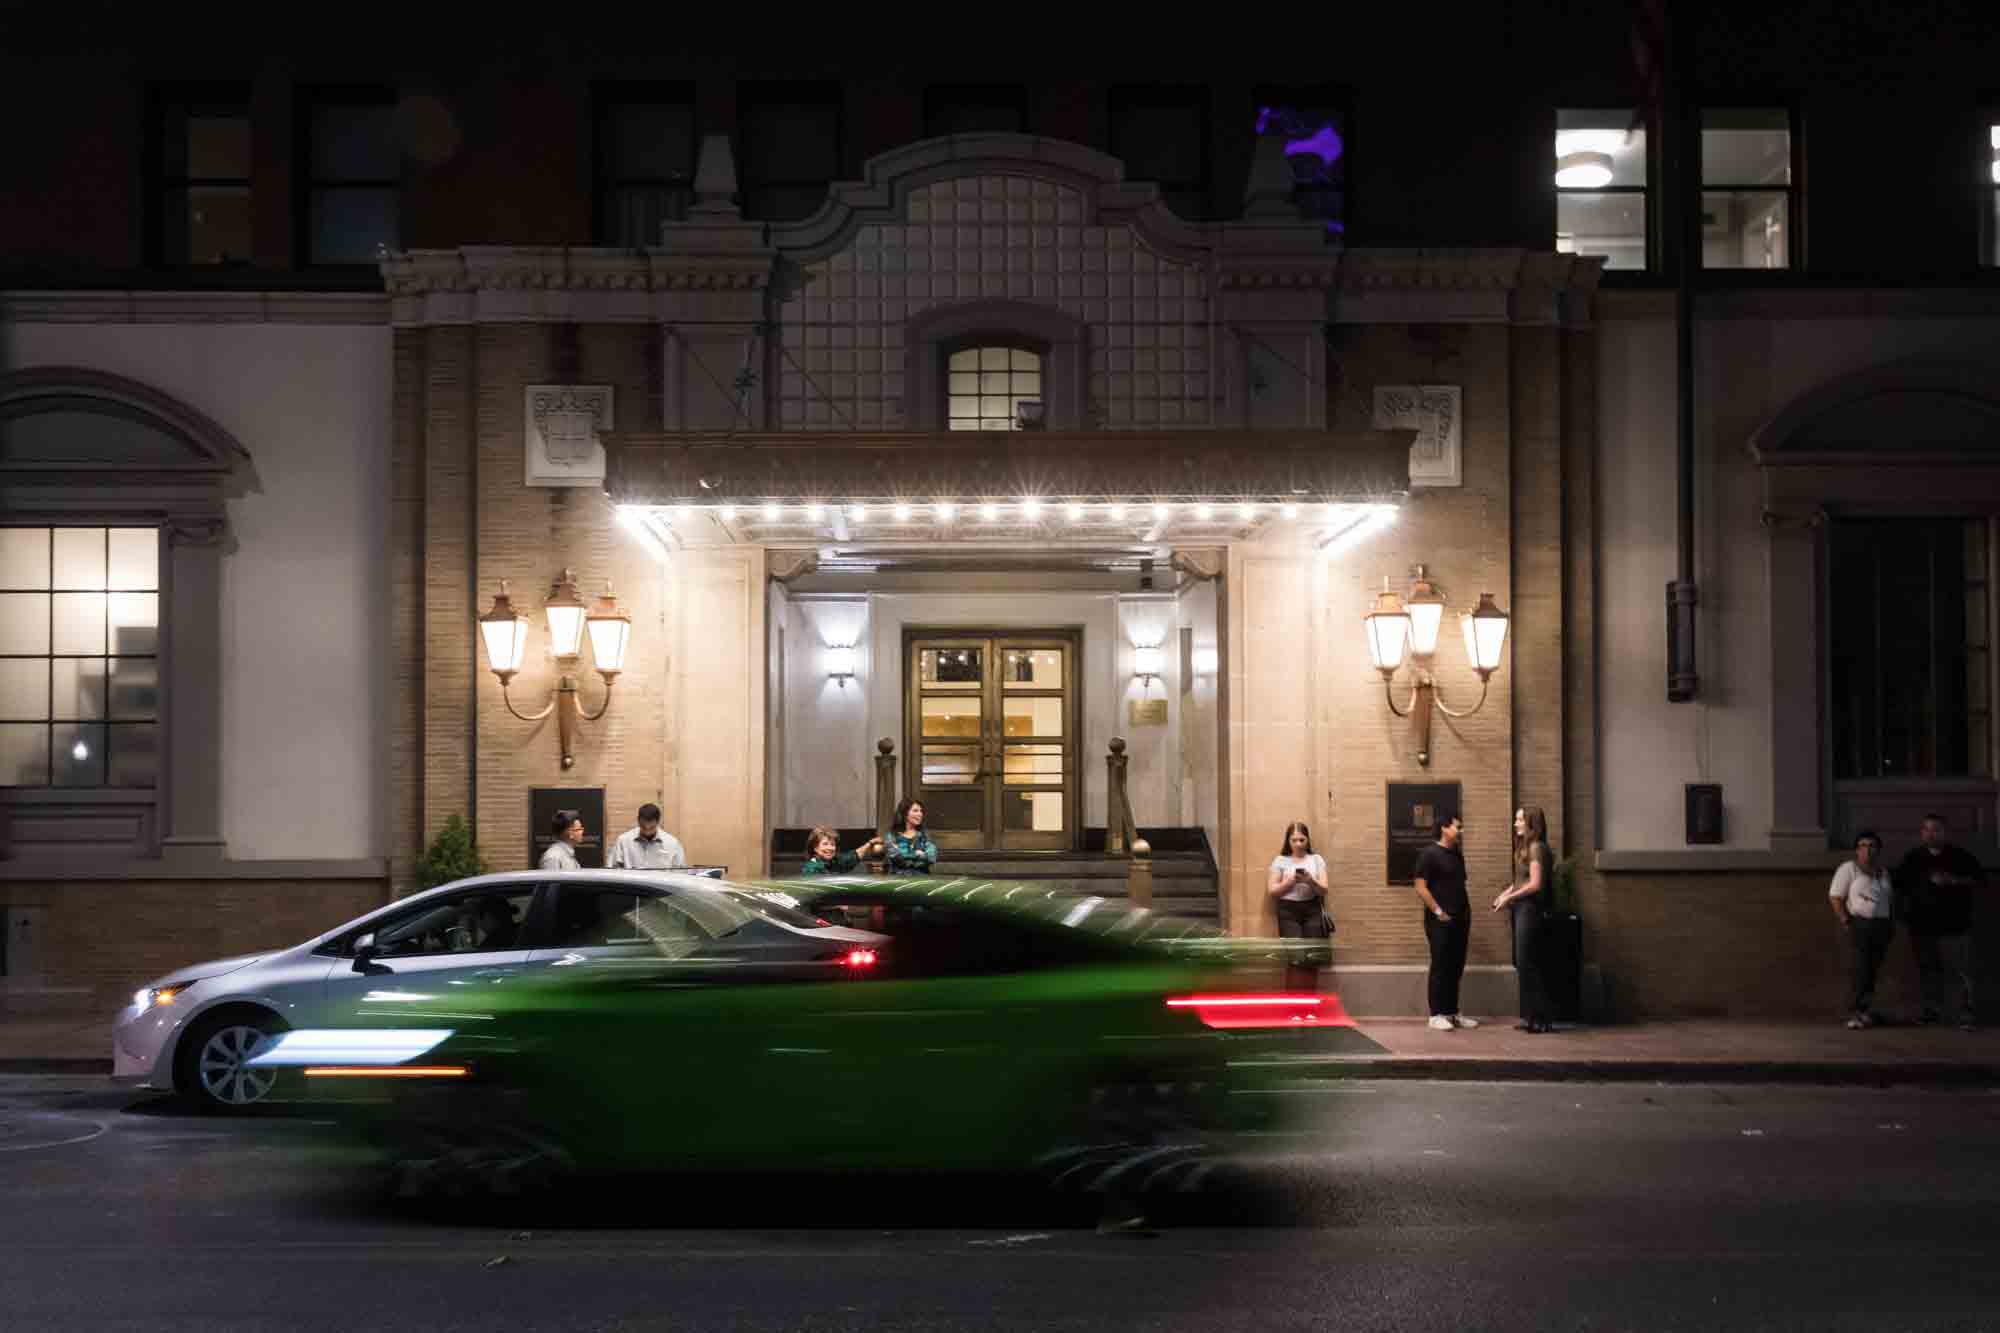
[480,568,630,770]
[935,501,957,522]
[1363,568,1507,767]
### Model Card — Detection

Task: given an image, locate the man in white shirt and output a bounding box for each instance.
[607,802,687,872]
[540,809,585,872]
[1828,830,1894,1029]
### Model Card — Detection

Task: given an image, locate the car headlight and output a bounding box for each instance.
[133,980,205,1010]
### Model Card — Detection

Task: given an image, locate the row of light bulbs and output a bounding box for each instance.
[675,500,1316,524]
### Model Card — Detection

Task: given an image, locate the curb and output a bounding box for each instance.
[1298,1058,2000,1086]
[0,1059,112,1075]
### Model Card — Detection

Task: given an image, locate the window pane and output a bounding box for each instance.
[1701,111,1791,186]
[310,187,399,263]
[920,695,982,737]
[52,594,105,655]
[604,186,689,246]
[107,529,158,591]
[0,530,49,589]
[110,658,158,721]
[920,745,980,785]
[949,372,979,395]
[163,186,252,265]
[607,102,694,180]
[1003,695,1063,738]
[1556,114,1647,187]
[0,724,47,786]
[51,659,105,720]
[109,594,158,655]
[0,594,49,655]
[185,113,251,179]
[52,529,105,590]
[1003,648,1062,686]
[1701,191,1790,269]
[949,349,978,372]
[52,722,105,786]
[1558,192,1647,270]
[109,723,159,788]
[1003,790,1065,832]
[312,102,398,181]
[912,787,981,830]
[0,660,47,720]
[919,647,982,686]
[1002,743,1064,782]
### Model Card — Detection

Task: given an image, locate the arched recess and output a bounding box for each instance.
[0,367,253,867]
[1745,359,2000,860]
[904,299,1090,431]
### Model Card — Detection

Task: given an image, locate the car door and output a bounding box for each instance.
[317,883,544,1019]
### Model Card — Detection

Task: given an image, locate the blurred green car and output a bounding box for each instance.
[265,870,1338,1194]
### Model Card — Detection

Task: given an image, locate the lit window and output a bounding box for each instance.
[1983,121,2000,266]
[1555,110,1648,271]
[0,528,161,789]
[304,89,400,264]
[947,347,1043,431]
[1701,108,1795,270]
[151,86,252,267]
[595,86,696,245]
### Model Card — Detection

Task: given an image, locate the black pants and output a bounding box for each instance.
[1847,917,1894,1014]
[1275,896,1326,992]
[1423,910,1470,1017]
[1510,902,1551,1025]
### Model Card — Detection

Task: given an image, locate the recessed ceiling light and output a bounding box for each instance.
[893,503,913,521]
[1281,503,1299,519]
[1108,503,1128,520]
[935,502,957,522]
[981,502,1000,521]
[1195,503,1214,520]
[1152,502,1170,520]
[806,503,825,520]
[848,504,866,522]
[762,503,781,521]
[1067,503,1086,521]
[1021,499,1042,519]
[718,505,737,522]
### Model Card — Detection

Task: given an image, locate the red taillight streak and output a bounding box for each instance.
[1167,993,1335,1030]
[841,949,877,968]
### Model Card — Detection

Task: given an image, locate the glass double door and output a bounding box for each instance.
[906,632,1077,851]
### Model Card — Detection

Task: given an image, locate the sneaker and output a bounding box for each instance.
[1427,1014,1455,1031]
[1450,1014,1479,1029]
[1845,1014,1866,1030]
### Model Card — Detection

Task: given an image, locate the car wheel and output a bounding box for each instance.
[175,1010,287,1113]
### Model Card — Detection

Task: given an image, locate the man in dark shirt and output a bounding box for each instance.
[1414,813,1476,1030]
[1895,813,1986,1029]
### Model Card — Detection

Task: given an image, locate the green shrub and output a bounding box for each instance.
[418,814,489,890]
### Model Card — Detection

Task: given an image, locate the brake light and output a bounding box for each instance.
[1165,993,1351,1029]
[841,948,878,969]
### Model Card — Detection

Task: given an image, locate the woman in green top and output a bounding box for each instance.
[800,825,884,876]
[884,798,939,875]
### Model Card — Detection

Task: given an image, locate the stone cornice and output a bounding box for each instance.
[381,247,772,297]
[1,290,388,325]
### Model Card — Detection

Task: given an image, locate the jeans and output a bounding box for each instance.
[1845,916,1894,1015]
[1423,909,1470,1017]
[1910,929,1974,1018]
[1510,902,1550,1025]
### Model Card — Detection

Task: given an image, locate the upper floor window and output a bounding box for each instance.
[301,88,400,265]
[148,85,252,267]
[1252,85,1348,243]
[1110,86,1210,221]
[947,346,1044,431]
[1555,110,1648,271]
[924,85,1028,138]
[739,83,842,223]
[1983,120,2000,266]
[594,83,696,246]
[1829,518,1992,780]
[1701,107,1796,270]
[0,527,160,790]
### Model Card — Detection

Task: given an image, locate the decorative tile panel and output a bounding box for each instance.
[1373,384,1462,488]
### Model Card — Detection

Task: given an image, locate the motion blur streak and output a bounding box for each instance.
[246,1028,455,1067]
[303,1066,470,1078]
[1167,994,1354,1029]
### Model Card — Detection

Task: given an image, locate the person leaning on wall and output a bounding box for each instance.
[1491,806,1554,1033]
[1268,820,1331,993]
[1828,830,1895,1030]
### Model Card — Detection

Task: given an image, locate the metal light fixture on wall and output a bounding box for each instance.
[480,568,631,769]
[1132,644,1166,684]
[825,645,858,684]
[1364,564,1508,767]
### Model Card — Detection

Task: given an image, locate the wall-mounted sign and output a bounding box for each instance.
[1386,781,1461,884]
[525,385,614,488]
[529,786,607,869]
[1128,698,1168,726]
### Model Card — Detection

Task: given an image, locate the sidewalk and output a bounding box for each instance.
[3,1012,1998,1084]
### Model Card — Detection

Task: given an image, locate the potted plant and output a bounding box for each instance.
[417,814,489,891]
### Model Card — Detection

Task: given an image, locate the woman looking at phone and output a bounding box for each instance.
[1269,821,1331,992]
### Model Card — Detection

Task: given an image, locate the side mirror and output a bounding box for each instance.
[351,932,380,973]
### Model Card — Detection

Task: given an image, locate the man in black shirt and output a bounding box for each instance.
[1414,813,1477,1030]
[1895,813,1986,1029]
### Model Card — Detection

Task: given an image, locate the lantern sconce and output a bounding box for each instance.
[1362,564,1508,767]
[479,569,632,770]
[1132,643,1166,685]
[826,644,858,684]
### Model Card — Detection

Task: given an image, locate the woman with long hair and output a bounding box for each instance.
[1491,805,1554,1032]
[884,797,938,875]
[1268,820,1331,992]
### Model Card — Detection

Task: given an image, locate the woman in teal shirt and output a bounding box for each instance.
[884,798,939,875]
[800,825,883,876]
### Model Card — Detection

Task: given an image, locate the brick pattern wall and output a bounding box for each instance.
[390,328,428,892]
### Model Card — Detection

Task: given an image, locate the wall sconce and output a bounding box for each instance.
[1363,564,1507,767]
[826,645,858,684]
[480,569,631,770]
[1132,644,1166,683]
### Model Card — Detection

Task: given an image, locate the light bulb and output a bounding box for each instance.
[935,502,957,522]
[762,503,781,521]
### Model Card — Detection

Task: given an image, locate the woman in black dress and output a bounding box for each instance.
[1492,805,1554,1032]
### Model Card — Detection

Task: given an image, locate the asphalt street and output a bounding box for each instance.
[2,1074,1998,1331]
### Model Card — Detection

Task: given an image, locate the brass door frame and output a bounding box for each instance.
[904,627,1081,852]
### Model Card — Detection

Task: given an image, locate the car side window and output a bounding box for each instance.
[367,888,537,959]
[547,888,714,958]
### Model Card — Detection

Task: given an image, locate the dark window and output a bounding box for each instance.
[1829,519,1991,780]
[1555,109,1649,271]
[364,887,538,958]
[1252,85,1348,242]
[1700,107,1796,270]
[301,88,400,265]
[1983,116,2000,267]
[1110,86,1210,221]
[594,84,696,246]
[148,85,253,267]
[924,85,1028,138]
[738,83,842,223]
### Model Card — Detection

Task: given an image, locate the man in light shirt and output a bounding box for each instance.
[1828,830,1894,1029]
[607,802,687,872]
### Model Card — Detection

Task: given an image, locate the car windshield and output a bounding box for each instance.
[717,886,830,931]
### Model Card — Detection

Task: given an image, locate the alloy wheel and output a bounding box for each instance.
[196,1024,279,1107]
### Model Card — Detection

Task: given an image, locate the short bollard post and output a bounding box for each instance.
[1128,838,1153,910]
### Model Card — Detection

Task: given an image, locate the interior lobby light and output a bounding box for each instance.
[1555,129,1627,158]
[1555,150,1614,188]
[825,645,857,682]
[1132,644,1165,682]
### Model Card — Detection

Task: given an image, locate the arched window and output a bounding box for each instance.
[946,344,1045,431]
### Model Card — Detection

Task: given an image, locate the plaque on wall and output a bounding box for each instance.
[525,385,614,488]
[1128,698,1168,726]
[529,787,607,869]
[1386,781,1462,884]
